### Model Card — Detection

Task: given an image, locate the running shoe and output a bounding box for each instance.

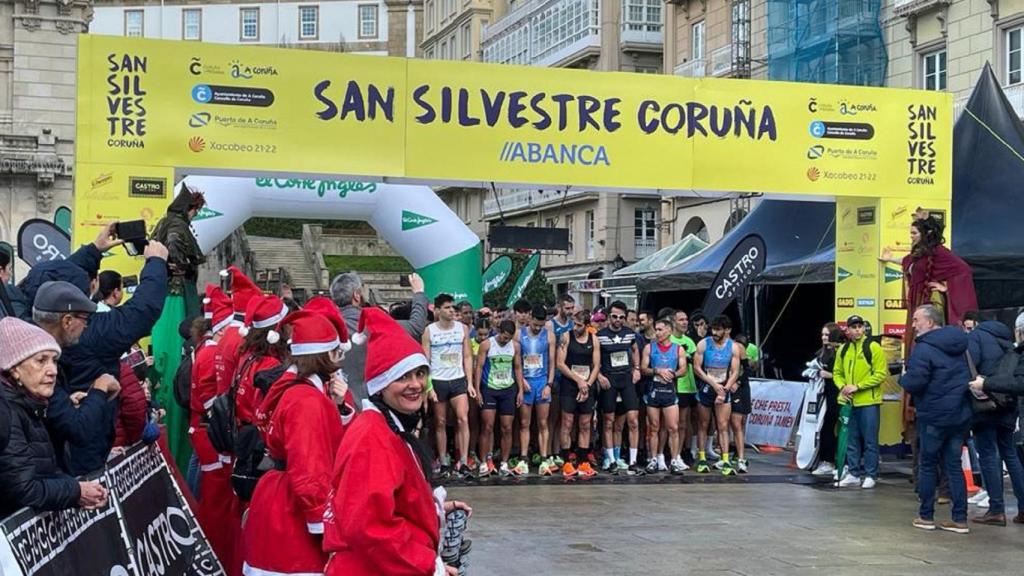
[587,452,599,469]
[531,453,543,466]
[706,445,721,460]
[553,454,565,467]
[657,459,669,472]
[645,458,659,474]
[720,460,736,476]
[696,459,710,474]
[737,459,748,474]
[455,463,474,481]
[670,457,687,475]
[627,463,646,476]
[499,462,513,478]
[616,459,630,475]
[968,490,989,505]
[478,461,491,478]
[812,461,836,477]
[562,461,578,478]
[512,460,530,476]
[485,457,497,476]
[713,459,726,471]
[602,457,615,472]
[539,458,556,476]
[577,462,597,478]
[467,453,479,469]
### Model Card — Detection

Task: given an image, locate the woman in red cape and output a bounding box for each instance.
[323,307,471,576]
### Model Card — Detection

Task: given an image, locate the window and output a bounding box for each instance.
[585,210,595,260]
[182,9,201,40]
[440,39,448,60]
[692,21,705,61]
[462,22,472,59]
[425,0,435,33]
[359,4,379,39]
[299,6,318,40]
[565,214,575,261]
[425,46,435,60]
[1009,27,1023,85]
[443,0,452,21]
[545,217,556,228]
[922,50,946,91]
[682,216,709,243]
[634,208,657,259]
[624,0,662,32]
[240,7,260,41]
[635,66,659,74]
[125,10,144,37]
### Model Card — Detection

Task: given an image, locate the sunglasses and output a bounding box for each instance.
[610,314,626,320]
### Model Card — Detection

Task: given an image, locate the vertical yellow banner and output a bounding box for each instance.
[834,197,880,328]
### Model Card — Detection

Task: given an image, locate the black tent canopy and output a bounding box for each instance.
[638,200,836,292]
[952,63,1024,309]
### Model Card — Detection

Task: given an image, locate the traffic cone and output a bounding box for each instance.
[961,446,981,495]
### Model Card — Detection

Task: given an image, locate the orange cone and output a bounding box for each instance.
[961,446,981,495]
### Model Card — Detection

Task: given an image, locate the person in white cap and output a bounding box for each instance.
[324,307,472,576]
[243,303,354,576]
[0,317,108,516]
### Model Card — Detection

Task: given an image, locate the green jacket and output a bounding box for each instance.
[151,186,205,294]
[832,336,887,407]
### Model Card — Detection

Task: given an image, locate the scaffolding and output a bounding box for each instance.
[766,0,887,86]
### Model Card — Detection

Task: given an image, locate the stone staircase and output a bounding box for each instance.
[246,236,320,294]
[358,272,412,305]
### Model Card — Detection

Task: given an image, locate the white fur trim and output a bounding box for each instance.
[253,304,288,329]
[219,454,233,464]
[212,316,232,335]
[219,269,229,277]
[350,331,367,346]
[433,557,447,576]
[290,338,340,356]
[341,404,355,425]
[200,462,223,472]
[266,330,280,344]
[238,326,250,337]
[204,312,213,319]
[339,340,352,353]
[306,522,324,534]
[364,352,429,396]
[202,297,211,305]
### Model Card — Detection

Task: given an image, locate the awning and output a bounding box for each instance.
[638,200,836,292]
[612,234,710,278]
[545,263,605,283]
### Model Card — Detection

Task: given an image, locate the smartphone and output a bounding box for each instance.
[114,220,147,241]
[122,275,139,290]
[399,275,411,287]
[220,270,233,293]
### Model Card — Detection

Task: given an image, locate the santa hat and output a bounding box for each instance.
[202,284,227,320]
[220,266,262,315]
[238,294,289,343]
[302,296,351,352]
[356,307,429,397]
[209,289,234,335]
[279,309,348,356]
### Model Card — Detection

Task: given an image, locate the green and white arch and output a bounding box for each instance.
[182,175,482,306]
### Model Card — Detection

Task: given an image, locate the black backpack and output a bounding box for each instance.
[839,337,877,367]
[205,354,259,454]
[173,344,195,410]
[230,364,288,501]
[989,344,1019,411]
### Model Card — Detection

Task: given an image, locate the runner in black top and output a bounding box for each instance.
[556,309,600,478]
[596,301,642,475]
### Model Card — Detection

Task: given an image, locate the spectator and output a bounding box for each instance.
[57,241,169,474]
[962,311,980,333]
[812,322,845,477]
[834,315,887,489]
[968,314,1024,525]
[0,250,25,320]
[331,271,428,405]
[113,347,150,448]
[31,281,121,474]
[151,183,206,298]
[0,317,108,517]
[900,304,973,534]
[92,270,124,312]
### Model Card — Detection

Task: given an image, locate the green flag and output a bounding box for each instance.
[505,252,540,308]
[482,255,513,295]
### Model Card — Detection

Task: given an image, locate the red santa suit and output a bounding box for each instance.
[215,266,263,395]
[233,295,290,424]
[242,307,354,576]
[189,290,240,573]
[323,307,446,576]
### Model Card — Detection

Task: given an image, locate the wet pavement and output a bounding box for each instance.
[447,453,1022,575]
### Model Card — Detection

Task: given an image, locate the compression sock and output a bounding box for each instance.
[629,448,638,465]
[614,447,621,461]
[722,453,731,463]
[657,454,666,468]
[699,451,706,461]
[605,448,615,463]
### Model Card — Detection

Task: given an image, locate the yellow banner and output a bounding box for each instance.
[834,197,880,327]
[77,36,953,201]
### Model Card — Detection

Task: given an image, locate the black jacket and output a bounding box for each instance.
[900,326,973,428]
[967,321,1017,427]
[0,377,80,518]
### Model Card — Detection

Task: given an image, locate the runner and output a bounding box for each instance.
[597,301,643,475]
[627,309,639,331]
[475,320,523,478]
[729,330,753,473]
[422,293,476,480]
[693,315,741,476]
[517,304,557,476]
[512,298,532,332]
[546,294,576,463]
[556,309,600,478]
[672,309,698,467]
[468,316,492,467]
[641,317,688,475]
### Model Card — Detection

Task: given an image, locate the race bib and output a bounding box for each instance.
[492,366,513,386]
[523,354,543,370]
[610,351,629,368]
[440,352,460,368]
[571,365,591,381]
[707,367,728,384]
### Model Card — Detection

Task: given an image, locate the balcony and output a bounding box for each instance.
[483,188,591,217]
[481,0,601,68]
[709,43,753,77]
[954,83,1024,121]
[893,0,951,17]
[674,58,707,77]
[634,237,657,259]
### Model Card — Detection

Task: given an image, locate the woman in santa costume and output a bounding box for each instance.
[323,307,472,576]
[234,294,290,428]
[190,285,241,572]
[242,304,355,576]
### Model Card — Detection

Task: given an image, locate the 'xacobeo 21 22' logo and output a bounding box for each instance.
[105,54,148,149]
